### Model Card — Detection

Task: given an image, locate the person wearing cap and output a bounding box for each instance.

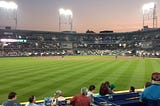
[70,87,90,106]
[53,90,66,106]
[140,72,160,102]
[110,84,116,93]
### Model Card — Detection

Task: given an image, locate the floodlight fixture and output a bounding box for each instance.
[59,8,65,15]
[142,2,155,14]
[142,2,157,28]
[59,8,72,17]
[0,1,18,29]
[0,1,18,10]
[58,8,73,32]
[65,9,73,17]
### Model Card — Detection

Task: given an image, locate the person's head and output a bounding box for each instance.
[88,85,96,93]
[129,86,135,92]
[28,96,36,103]
[104,81,110,87]
[81,87,88,96]
[151,72,160,84]
[54,90,62,98]
[8,92,17,100]
[110,84,116,91]
[99,83,110,96]
[145,82,152,88]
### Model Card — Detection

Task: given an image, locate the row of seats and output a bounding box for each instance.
[93,92,160,106]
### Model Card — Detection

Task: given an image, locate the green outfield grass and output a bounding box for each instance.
[0,56,159,103]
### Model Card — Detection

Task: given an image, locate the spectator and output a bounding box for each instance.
[25,96,38,106]
[70,87,90,106]
[87,85,96,105]
[129,86,135,92]
[53,90,66,106]
[140,72,160,102]
[110,84,116,93]
[87,85,96,97]
[145,82,152,88]
[104,81,112,94]
[98,82,111,96]
[2,92,21,106]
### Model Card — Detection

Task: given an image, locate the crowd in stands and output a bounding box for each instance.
[0,28,160,57]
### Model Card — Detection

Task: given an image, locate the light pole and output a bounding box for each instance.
[59,8,73,32]
[142,2,157,28]
[0,1,18,29]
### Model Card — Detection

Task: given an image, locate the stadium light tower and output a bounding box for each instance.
[142,2,157,28]
[0,1,18,29]
[58,8,73,32]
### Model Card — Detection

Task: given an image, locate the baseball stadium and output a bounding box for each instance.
[0,1,160,106]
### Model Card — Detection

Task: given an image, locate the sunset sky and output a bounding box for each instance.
[1,0,160,33]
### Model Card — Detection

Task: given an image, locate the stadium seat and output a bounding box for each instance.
[145,99,160,106]
[94,96,120,106]
[56,100,67,106]
[94,92,144,106]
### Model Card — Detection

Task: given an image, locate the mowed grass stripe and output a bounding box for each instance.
[0,59,80,96]
[36,60,116,98]
[111,60,135,90]
[43,61,114,93]
[150,59,160,72]
[56,61,116,92]
[129,60,146,88]
[145,59,154,81]
[0,60,64,85]
[57,60,127,96]
[0,59,90,88]
[0,59,58,77]
[13,60,99,101]
[48,60,116,97]
[96,60,128,89]
[0,59,81,81]
[115,60,138,90]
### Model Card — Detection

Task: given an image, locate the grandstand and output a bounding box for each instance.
[0,28,160,57]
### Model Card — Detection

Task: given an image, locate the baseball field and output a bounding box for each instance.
[0,56,159,103]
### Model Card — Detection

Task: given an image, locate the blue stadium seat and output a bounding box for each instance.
[145,99,160,106]
[94,97,120,106]
[94,92,144,106]
[56,100,67,106]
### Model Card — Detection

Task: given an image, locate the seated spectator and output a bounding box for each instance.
[104,81,112,94]
[2,92,21,106]
[25,96,38,106]
[145,81,152,88]
[98,82,111,96]
[87,85,96,105]
[140,72,160,102]
[87,85,96,97]
[110,84,116,93]
[70,87,90,106]
[53,90,66,106]
[129,86,135,92]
